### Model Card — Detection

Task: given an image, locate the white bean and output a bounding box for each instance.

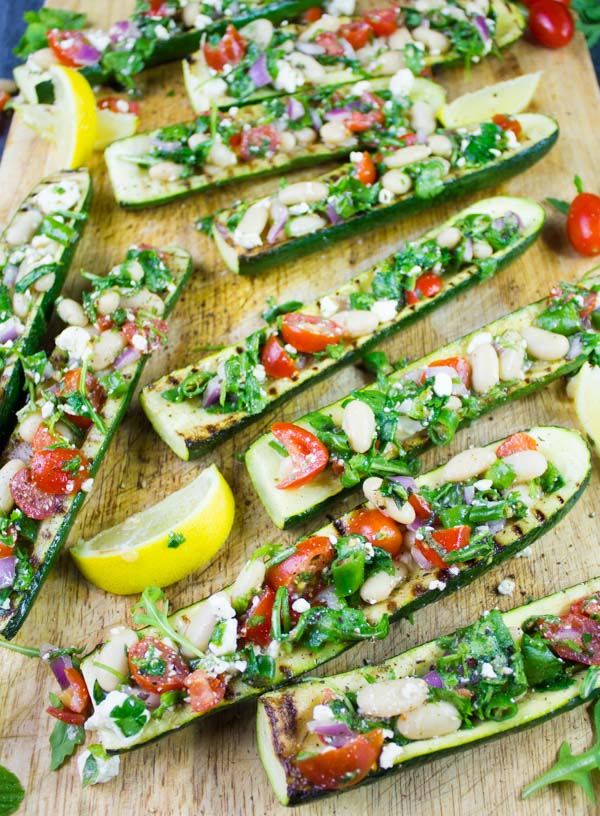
[33,272,55,293]
[208,137,238,168]
[94,627,138,692]
[230,559,266,606]
[0,459,26,514]
[295,127,317,146]
[126,260,144,283]
[371,50,404,76]
[18,411,42,443]
[381,169,412,195]
[120,289,166,316]
[236,201,270,239]
[389,27,414,49]
[359,570,397,604]
[397,701,461,740]
[279,131,296,152]
[12,292,31,319]
[96,290,120,316]
[57,298,88,327]
[357,677,429,718]
[176,604,218,657]
[149,161,184,182]
[181,1,200,27]
[436,226,462,249]
[503,450,548,483]
[499,346,525,381]
[443,447,497,482]
[90,330,126,371]
[332,309,379,338]
[411,101,436,136]
[342,400,376,453]
[522,326,570,361]
[240,18,274,49]
[188,131,209,151]
[428,134,453,158]
[279,181,329,206]
[412,26,451,54]
[6,210,43,247]
[30,47,58,70]
[384,144,431,169]
[469,343,500,394]
[319,120,354,147]
[363,476,416,525]
[473,239,493,260]
[289,51,326,82]
[287,214,327,237]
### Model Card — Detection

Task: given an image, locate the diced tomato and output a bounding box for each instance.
[0,543,14,558]
[571,592,600,620]
[405,289,420,306]
[295,729,384,790]
[266,536,335,595]
[492,113,522,138]
[353,151,377,185]
[346,508,403,557]
[408,492,431,520]
[229,131,242,150]
[57,368,106,431]
[241,586,276,646]
[427,356,471,389]
[281,313,343,354]
[261,335,298,379]
[145,0,171,16]
[97,314,114,331]
[30,448,88,496]
[0,92,10,113]
[315,31,345,56]
[580,292,598,319]
[98,97,140,115]
[46,706,86,726]
[416,525,471,569]
[302,6,323,22]
[363,8,398,36]
[496,432,538,458]
[46,29,100,68]
[540,612,600,665]
[415,272,443,298]
[128,637,190,694]
[184,670,226,713]
[346,109,384,133]
[272,422,329,489]
[240,124,281,161]
[338,20,373,49]
[122,318,168,352]
[203,24,247,72]
[59,667,91,715]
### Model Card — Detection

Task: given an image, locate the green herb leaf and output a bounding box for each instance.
[14,8,87,59]
[0,765,25,816]
[131,586,204,658]
[109,696,149,738]
[49,720,85,771]
[167,532,185,549]
[546,197,570,216]
[573,0,600,47]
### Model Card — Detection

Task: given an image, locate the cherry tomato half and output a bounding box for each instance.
[496,432,538,458]
[492,113,522,138]
[567,192,600,256]
[295,729,384,790]
[46,706,86,726]
[57,368,106,431]
[540,612,600,665]
[239,124,281,161]
[98,97,140,115]
[46,29,100,68]
[59,667,91,715]
[272,422,329,489]
[184,670,226,713]
[281,313,343,354]
[353,151,376,185]
[240,586,276,646]
[203,24,247,72]
[363,8,398,36]
[345,507,404,557]
[30,448,88,496]
[408,492,432,520]
[261,335,298,379]
[338,20,373,50]
[415,525,471,569]
[128,637,190,694]
[346,109,384,133]
[266,536,335,594]
[302,6,323,22]
[528,0,574,48]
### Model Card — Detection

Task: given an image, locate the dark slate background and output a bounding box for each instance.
[1,1,599,155]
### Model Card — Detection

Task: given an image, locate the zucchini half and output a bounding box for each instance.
[0,170,91,443]
[257,575,600,806]
[0,247,192,640]
[184,0,525,113]
[246,268,600,528]
[207,114,556,275]
[79,425,590,753]
[103,77,445,209]
[141,196,544,461]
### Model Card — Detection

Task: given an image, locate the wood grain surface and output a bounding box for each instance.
[0,3,599,815]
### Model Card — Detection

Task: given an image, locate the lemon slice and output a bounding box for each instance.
[568,361,600,453]
[95,108,139,150]
[70,464,235,595]
[438,72,542,128]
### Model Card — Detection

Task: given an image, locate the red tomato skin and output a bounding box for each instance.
[46,29,99,67]
[338,20,373,50]
[272,422,329,489]
[492,113,522,138]
[59,667,91,715]
[266,536,335,593]
[567,193,600,256]
[405,289,420,305]
[30,449,88,496]
[427,356,471,389]
[10,467,64,520]
[346,508,403,557]
[416,525,471,569]
[0,544,13,558]
[408,493,432,520]
[98,97,140,115]
[315,31,345,56]
[295,729,384,790]
[184,670,226,713]
[261,336,298,379]
[240,124,281,162]
[528,0,574,48]
[496,432,538,458]
[31,424,63,452]
[354,152,376,185]
[58,368,106,431]
[302,6,323,22]
[128,637,190,694]
[203,24,246,72]
[346,109,384,133]
[46,706,86,726]
[281,313,343,354]
[241,586,276,646]
[363,8,398,36]
[415,272,443,298]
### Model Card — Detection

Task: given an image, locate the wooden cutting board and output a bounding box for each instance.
[1,3,599,814]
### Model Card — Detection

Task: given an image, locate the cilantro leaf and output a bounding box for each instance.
[49,720,85,771]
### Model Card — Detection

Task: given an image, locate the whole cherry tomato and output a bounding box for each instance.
[567,187,600,256]
[528,0,574,48]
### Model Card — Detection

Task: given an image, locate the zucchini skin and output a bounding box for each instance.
[153,210,541,461]
[0,170,92,446]
[79,426,590,753]
[0,248,192,640]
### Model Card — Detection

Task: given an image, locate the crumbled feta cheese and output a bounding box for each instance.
[501,666,514,676]
[81,478,94,493]
[40,400,54,419]
[312,704,334,722]
[131,333,148,352]
[466,332,493,354]
[370,299,397,323]
[497,578,515,597]
[433,372,453,398]
[428,580,446,591]
[325,0,356,14]
[292,598,311,614]
[351,80,372,95]
[274,60,304,94]
[515,546,532,558]
[267,640,281,658]
[505,129,519,150]
[194,13,214,29]
[35,181,81,215]
[389,68,415,100]
[209,617,238,656]
[253,364,266,383]
[55,326,92,360]
[208,591,236,620]
[77,748,120,785]
[85,691,150,745]
[448,566,460,576]
[87,29,111,52]
[154,24,170,40]
[319,295,340,318]
[350,151,365,163]
[474,478,493,491]
[379,742,404,769]
[378,188,394,205]
[480,662,497,680]
[382,729,395,740]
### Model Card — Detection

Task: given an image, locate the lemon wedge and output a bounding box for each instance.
[568,361,600,453]
[438,72,542,128]
[70,464,235,595]
[95,108,139,150]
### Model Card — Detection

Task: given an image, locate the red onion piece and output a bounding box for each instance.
[10,441,32,466]
[309,108,323,131]
[463,236,473,262]
[72,40,103,67]
[114,346,141,370]
[0,317,22,345]
[486,518,507,535]
[49,653,74,690]
[416,129,429,144]
[389,475,417,490]
[150,137,182,153]
[411,545,432,570]
[295,41,326,56]
[326,203,342,225]
[0,556,16,590]
[324,108,352,122]
[308,719,355,747]
[463,485,475,505]
[203,375,222,407]
[422,670,444,688]
[286,97,305,121]
[109,20,141,43]
[267,198,289,244]
[249,54,271,88]
[407,518,425,533]
[491,217,505,231]
[567,335,584,360]
[473,15,490,42]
